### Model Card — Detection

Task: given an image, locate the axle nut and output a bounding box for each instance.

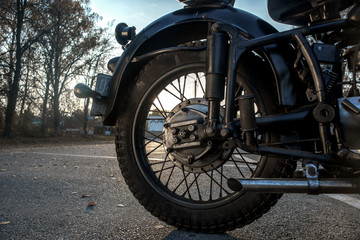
[179,130,186,139]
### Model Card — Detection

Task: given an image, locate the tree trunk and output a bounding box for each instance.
[40,76,50,135]
[3,0,26,137]
[53,93,60,135]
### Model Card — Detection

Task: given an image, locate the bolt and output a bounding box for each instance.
[207,141,213,146]
[206,127,216,137]
[187,155,195,164]
[187,125,195,132]
[173,137,180,144]
[212,23,220,32]
[170,127,178,134]
[189,134,197,141]
[220,128,230,138]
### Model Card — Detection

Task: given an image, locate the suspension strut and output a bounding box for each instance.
[205,29,228,136]
[238,95,257,146]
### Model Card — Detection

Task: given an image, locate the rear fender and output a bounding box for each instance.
[104,6,298,125]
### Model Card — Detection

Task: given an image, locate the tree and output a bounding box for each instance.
[42,0,100,135]
[0,0,108,137]
[1,0,49,137]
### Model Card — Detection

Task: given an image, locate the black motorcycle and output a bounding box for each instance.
[75,0,360,233]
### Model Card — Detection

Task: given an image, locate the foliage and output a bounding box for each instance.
[0,0,115,137]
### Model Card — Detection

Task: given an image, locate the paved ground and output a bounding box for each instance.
[1,141,360,239]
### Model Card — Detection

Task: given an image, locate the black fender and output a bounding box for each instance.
[103,5,298,126]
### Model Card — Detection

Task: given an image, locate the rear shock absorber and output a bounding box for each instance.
[205,29,228,136]
[238,95,257,146]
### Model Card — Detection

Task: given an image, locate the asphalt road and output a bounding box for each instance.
[1,141,360,239]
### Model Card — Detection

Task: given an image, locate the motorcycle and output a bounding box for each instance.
[74,0,360,233]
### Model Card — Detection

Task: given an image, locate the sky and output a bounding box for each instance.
[89,0,290,33]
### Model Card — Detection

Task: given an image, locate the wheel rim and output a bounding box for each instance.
[132,63,268,209]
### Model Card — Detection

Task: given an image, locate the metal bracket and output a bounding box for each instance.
[305,163,320,195]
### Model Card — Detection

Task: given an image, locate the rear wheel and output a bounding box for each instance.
[115,49,294,232]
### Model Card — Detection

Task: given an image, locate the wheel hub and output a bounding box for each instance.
[163,98,231,173]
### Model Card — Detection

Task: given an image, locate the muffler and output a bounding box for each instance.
[227,178,360,194]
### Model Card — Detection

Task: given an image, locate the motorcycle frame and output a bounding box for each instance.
[207,19,350,163]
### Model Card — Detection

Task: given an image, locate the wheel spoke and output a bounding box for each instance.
[215,166,226,198]
[181,166,192,199]
[181,173,201,198]
[235,148,255,174]
[194,173,202,201]
[152,102,167,119]
[144,133,163,149]
[165,165,176,187]
[149,109,171,116]
[157,151,170,181]
[156,96,168,118]
[230,156,246,178]
[204,170,231,196]
[164,87,183,102]
[146,143,163,156]
[172,171,191,193]
[149,159,171,166]
[177,78,182,100]
[196,73,205,95]
[153,165,176,174]
[170,82,188,101]
[182,75,187,98]
[144,137,162,145]
[145,130,164,139]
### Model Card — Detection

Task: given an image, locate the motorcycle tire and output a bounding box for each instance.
[115,46,295,233]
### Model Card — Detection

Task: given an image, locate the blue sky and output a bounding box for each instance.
[90,0,290,32]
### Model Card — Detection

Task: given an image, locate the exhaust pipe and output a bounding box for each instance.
[227,178,360,194]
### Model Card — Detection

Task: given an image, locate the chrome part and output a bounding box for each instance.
[227,178,360,194]
[227,161,360,195]
[306,164,319,194]
[338,96,360,149]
